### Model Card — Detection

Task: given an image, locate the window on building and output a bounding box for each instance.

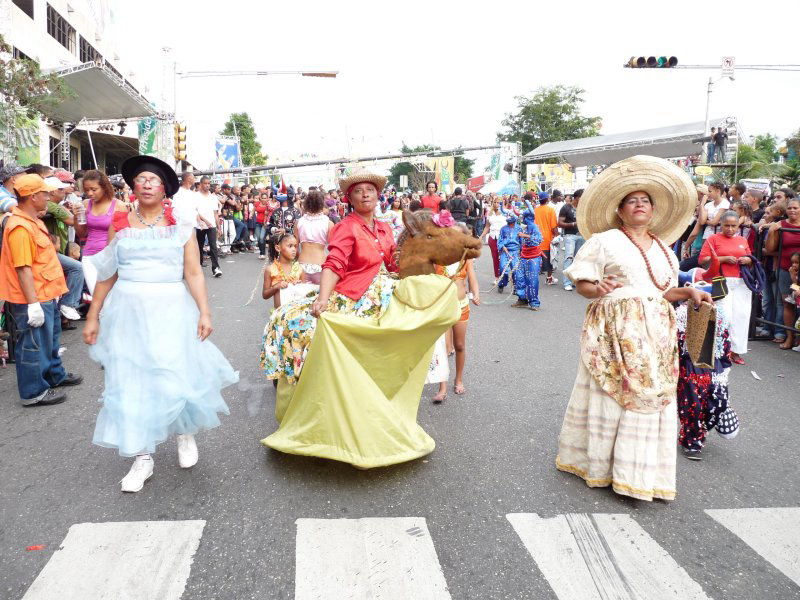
[49,136,61,168]
[47,4,76,54]
[12,47,32,61]
[12,0,34,19]
[79,37,102,64]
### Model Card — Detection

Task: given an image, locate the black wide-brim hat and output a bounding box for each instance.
[121,155,180,198]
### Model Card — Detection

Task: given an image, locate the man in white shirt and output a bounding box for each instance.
[195,176,222,277]
[700,182,730,240]
[172,172,200,219]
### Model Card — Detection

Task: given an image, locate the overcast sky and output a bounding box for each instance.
[112,0,800,176]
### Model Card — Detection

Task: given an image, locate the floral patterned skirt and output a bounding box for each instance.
[260,269,396,384]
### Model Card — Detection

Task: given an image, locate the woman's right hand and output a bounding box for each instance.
[311,297,328,318]
[83,317,99,345]
[594,275,623,298]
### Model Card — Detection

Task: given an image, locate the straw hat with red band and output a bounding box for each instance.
[576,155,696,245]
[337,167,387,200]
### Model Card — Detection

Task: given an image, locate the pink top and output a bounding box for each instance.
[296,213,330,246]
[84,197,117,256]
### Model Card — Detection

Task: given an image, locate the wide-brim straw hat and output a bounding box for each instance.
[338,167,387,195]
[576,155,696,244]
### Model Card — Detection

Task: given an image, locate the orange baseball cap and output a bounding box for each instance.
[12,174,57,197]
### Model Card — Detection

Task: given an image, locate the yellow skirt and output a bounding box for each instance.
[261,274,460,468]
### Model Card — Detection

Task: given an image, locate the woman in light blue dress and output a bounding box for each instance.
[83,156,238,493]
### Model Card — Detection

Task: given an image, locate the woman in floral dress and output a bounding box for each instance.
[556,155,711,501]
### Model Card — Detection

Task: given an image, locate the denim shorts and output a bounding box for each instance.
[777,268,793,297]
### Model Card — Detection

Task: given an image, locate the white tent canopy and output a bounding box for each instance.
[523,118,734,167]
[44,62,156,123]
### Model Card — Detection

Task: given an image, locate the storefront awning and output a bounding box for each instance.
[523,118,733,167]
[44,62,155,123]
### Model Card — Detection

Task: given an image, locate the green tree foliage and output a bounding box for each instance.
[496,85,601,156]
[779,159,800,191]
[388,143,474,190]
[753,133,779,162]
[722,144,782,182]
[0,34,74,162]
[219,112,267,167]
[0,34,73,119]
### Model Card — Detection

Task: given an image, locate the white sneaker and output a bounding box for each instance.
[60,305,81,320]
[258,254,265,260]
[120,455,153,492]
[177,434,198,468]
[564,284,573,291]
[213,268,222,278]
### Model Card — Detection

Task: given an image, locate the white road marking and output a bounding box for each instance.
[507,513,711,600]
[23,520,205,600]
[706,507,800,586]
[295,517,451,600]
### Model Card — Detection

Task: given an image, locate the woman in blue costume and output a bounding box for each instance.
[512,201,544,310]
[83,156,238,493]
[496,215,520,293]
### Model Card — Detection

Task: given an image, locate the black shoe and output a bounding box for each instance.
[683,448,702,461]
[61,319,77,331]
[497,286,504,293]
[55,373,83,387]
[22,388,67,407]
[511,299,528,308]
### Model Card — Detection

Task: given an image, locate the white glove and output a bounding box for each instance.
[27,302,45,327]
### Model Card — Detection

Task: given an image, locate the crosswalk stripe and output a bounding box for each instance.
[295,517,451,599]
[22,520,206,600]
[706,507,800,587]
[507,513,711,600]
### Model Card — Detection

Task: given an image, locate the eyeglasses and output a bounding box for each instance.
[133,176,163,187]
[622,197,652,207]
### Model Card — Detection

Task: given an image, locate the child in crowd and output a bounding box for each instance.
[262,233,305,310]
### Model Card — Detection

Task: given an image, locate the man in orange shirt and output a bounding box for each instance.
[532,191,559,285]
[0,174,83,406]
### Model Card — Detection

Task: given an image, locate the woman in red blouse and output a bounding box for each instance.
[261,168,399,385]
[311,176,397,317]
[699,210,753,364]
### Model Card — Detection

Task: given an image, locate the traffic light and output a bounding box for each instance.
[174,122,187,161]
[625,56,678,68]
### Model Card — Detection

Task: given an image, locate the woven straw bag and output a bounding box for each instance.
[686,300,717,368]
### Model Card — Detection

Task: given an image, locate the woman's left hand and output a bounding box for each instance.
[737,256,752,265]
[471,294,481,306]
[197,313,214,341]
[687,287,713,307]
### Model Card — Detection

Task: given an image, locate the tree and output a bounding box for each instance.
[779,159,800,191]
[721,144,782,182]
[387,143,474,190]
[496,85,601,156]
[219,112,267,167]
[753,133,779,162]
[0,34,73,163]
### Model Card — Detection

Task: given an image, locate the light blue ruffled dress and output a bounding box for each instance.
[87,213,238,457]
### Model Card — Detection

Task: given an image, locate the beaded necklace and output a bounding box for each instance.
[619,226,672,291]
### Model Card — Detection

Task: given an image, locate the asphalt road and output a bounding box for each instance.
[1,246,799,599]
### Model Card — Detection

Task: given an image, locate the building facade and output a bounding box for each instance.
[1,0,150,172]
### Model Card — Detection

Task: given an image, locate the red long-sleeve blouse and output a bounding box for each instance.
[322,212,398,299]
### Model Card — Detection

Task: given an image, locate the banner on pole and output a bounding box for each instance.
[138,117,158,156]
[215,136,241,170]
